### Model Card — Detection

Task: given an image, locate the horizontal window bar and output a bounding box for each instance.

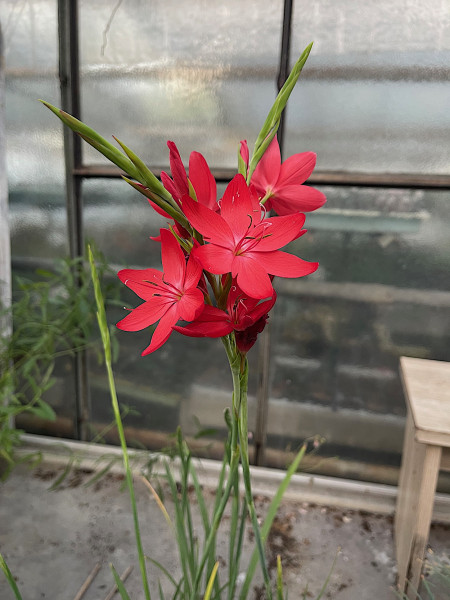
[7,65,450,83]
[73,165,450,190]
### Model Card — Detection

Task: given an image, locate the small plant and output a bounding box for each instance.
[0,246,120,478]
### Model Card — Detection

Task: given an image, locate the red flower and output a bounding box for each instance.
[250,136,326,215]
[161,141,217,210]
[182,174,318,299]
[174,284,276,353]
[117,229,204,355]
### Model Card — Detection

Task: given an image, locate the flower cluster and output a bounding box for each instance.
[117,137,325,356]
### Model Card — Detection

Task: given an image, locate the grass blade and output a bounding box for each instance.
[203,562,219,600]
[110,564,132,600]
[89,246,151,600]
[276,555,284,600]
[314,548,340,600]
[141,476,175,535]
[147,558,179,589]
[0,554,23,600]
[239,443,307,599]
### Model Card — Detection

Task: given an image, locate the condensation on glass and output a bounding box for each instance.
[78,0,284,168]
[1,0,76,436]
[287,0,450,174]
[2,0,450,485]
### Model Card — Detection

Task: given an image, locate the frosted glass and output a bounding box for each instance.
[2,1,66,259]
[265,187,450,471]
[79,0,283,168]
[287,0,450,173]
[2,0,76,433]
[0,0,58,70]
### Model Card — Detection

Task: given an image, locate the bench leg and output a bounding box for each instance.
[395,410,416,590]
[395,413,441,598]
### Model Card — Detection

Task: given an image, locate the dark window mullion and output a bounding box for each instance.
[253,0,295,466]
[58,0,90,442]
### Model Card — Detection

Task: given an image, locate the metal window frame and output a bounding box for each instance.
[57,0,450,461]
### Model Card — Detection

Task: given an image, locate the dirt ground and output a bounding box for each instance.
[0,462,449,600]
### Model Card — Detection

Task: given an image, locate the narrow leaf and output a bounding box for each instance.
[0,554,23,600]
[113,137,174,203]
[203,562,219,600]
[111,564,132,600]
[248,42,313,181]
[239,444,307,600]
[276,555,284,600]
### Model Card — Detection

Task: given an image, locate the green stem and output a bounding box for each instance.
[88,247,151,600]
[222,338,272,600]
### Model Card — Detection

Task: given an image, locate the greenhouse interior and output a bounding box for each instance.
[0,1,449,600]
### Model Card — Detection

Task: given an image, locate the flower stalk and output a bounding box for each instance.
[36,42,326,599]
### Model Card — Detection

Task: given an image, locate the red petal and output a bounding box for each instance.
[193,244,234,274]
[161,171,180,202]
[232,255,274,299]
[167,141,189,197]
[147,197,172,218]
[189,151,217,210]
[270,185,327,215]
[175,321,233,338]
[177,287,205,321]
[278,152,316,187]
[184,252,203,289]
[118,268,163,299]
[141,304,179,355]
[251,213,306,251]
[239,140,249,166]
[220,174,260,240]
[160,229,185,288]
[174,305,232,338]
[251,136,281,193]
[256,250,319,278]
[247,293,277,322]
[116,297,171,331]
[118,268,162,285]
[182,196,233,247]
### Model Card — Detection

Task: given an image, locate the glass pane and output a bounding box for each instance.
[83,179,256,452]
[1,1,76,436]
[2,0,66,260]
[265,187,450,482]
[79,0,283,168]
[287,0,450,174]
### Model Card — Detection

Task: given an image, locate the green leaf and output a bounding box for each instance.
[276,555,284,600]
[239,443,307,600]
[314,549,340,600]
[27,401,56,421]
[78,133,140,179]
[113,137,174,203]
[111,564,132,600]
[121,176,190,230]
[40,101,137,175]
[0,554,23,600]
[147,558,179,589]
[203,562,219,600]
[247,42,313,181]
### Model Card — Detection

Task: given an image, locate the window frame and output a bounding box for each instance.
[56,0,450,461]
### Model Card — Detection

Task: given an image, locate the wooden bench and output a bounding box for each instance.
[395,357,450,598]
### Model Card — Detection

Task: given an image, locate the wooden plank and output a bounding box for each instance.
[405,445,442,599]
[395,410,418,590]
[400,357,450,445]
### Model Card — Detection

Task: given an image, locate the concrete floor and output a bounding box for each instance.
[0,456,449,600]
